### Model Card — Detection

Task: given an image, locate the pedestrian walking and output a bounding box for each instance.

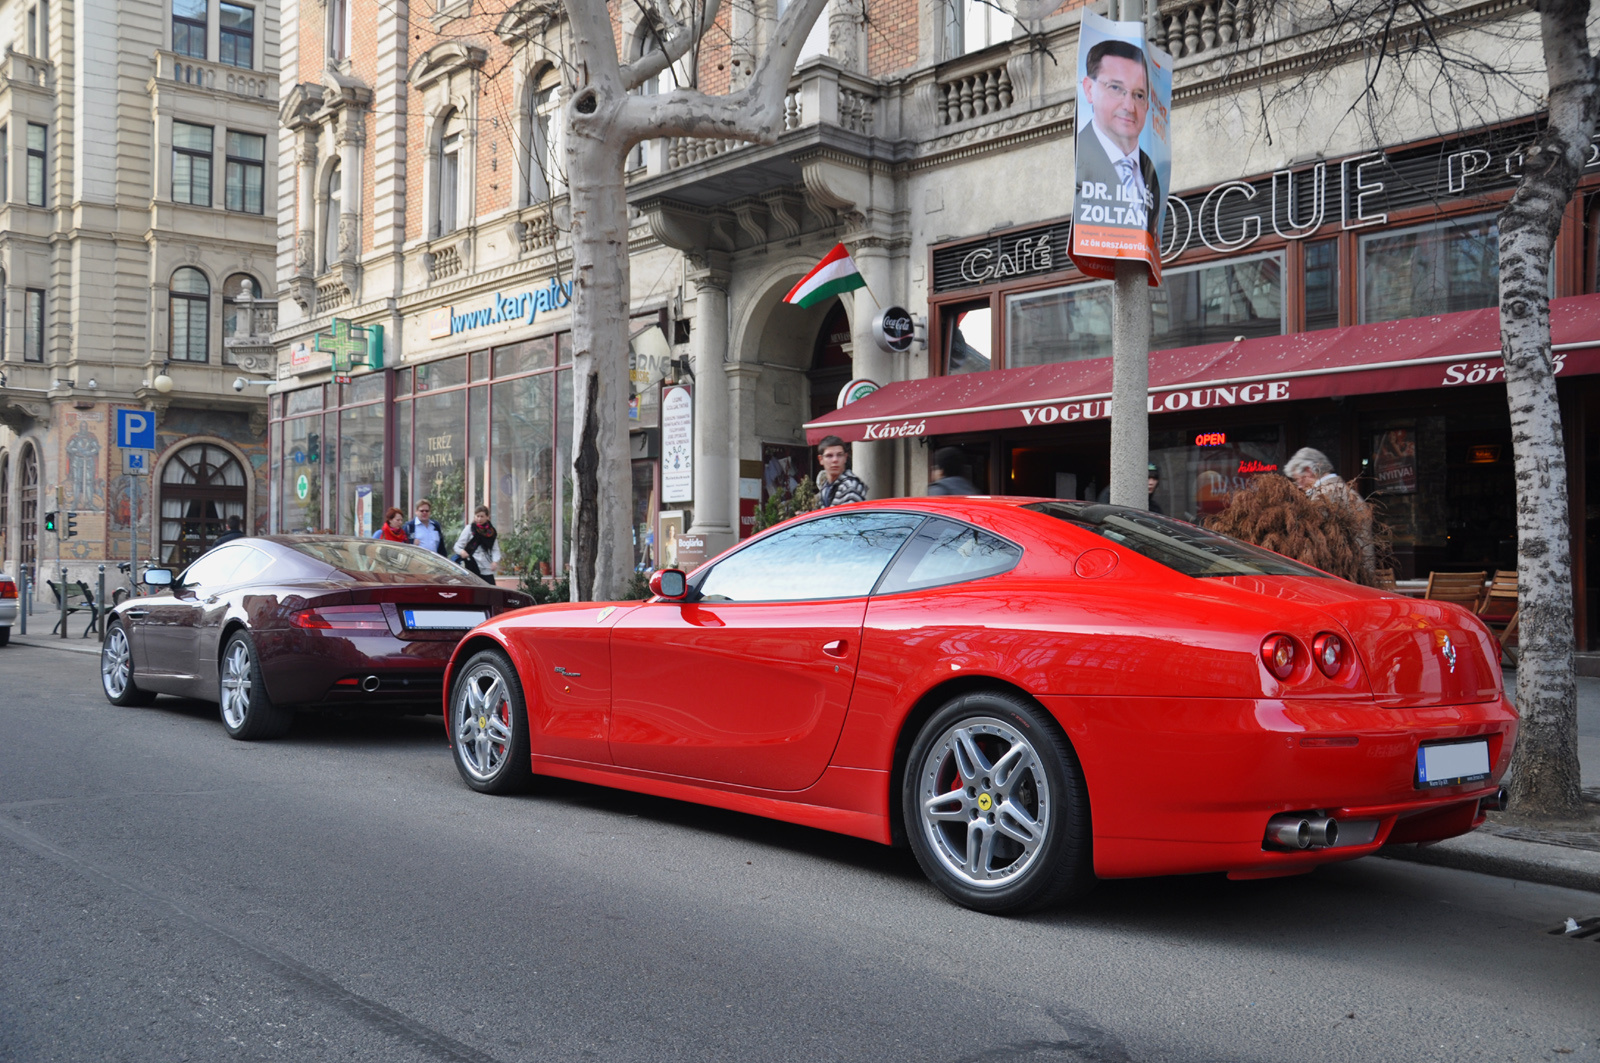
[377,508,410,542]
[815,435,869,507]
[405,499,449,555]
[1096,463,1163,513]
[452,506,501,584]
[211,515,246,547]
[1285,447,1361,503]
[927,447,978,496]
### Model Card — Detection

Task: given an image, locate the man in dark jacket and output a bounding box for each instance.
[815,436,869,508]
[927,447,978,496]
[1096,463,1163,513]
[211,515,246,547]
[405,499,449,555]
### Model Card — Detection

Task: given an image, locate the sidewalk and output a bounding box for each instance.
[6,632,1597,891]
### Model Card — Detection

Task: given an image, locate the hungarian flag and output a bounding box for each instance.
[784,243,866,308]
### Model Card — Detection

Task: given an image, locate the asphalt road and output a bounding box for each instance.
[0,644,1596,1063]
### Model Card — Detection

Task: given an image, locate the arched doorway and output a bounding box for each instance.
[159,443,247,567]
[806,301,853,424]
[19,443,38,574]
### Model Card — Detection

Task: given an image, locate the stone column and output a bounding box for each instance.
[848,238,894,497]
[687,261,736,555]
[336,111,364,265]
[295,129,317,277]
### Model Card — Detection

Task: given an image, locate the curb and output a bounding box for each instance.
[6,633,102,657]
[1379,830,1600,893]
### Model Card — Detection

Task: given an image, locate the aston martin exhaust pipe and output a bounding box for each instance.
[362,675,380,692]
[1266,815,1311,850]
[1479,787,1509,813]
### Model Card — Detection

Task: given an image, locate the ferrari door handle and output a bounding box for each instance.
[126,610,149,619]
[822,639,848,658]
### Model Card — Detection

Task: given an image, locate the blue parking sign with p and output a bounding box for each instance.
[117,408,156,450]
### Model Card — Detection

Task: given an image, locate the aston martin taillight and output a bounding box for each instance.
[290,605,388,630]
[1260,634,1298,680]
[1312,632,1346,677]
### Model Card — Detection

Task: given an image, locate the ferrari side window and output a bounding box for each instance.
[695,512,925,602]
[874,517,1022,595]
[179,545,252,589]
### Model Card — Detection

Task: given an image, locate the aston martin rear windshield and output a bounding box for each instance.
[1024,501,1326,579]
[290,539,481,585]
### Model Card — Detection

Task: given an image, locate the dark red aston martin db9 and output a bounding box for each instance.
[101,536,530,739]
[443,498,1516,913]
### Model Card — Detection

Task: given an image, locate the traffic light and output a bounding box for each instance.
[65,512,78,539]
[43,511,56,533]
[307,431,320,463]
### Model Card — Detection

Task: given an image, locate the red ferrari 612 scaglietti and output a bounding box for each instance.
[443,499,1515,913]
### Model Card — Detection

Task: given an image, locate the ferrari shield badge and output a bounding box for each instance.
[1436,631,1457,673]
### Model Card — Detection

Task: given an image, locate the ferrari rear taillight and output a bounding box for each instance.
[1312,632,1346,677]
[0,579,14,599]
[1260,634,1298,680]
[290,605,388,630]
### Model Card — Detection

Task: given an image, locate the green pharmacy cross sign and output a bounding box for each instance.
[313,318,385,375]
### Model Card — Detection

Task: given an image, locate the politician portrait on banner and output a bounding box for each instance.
[1068,10,1173,284]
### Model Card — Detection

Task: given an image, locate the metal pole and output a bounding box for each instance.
[59,565,67,639]
[97,564,106,638]
[1108,0,1152,510]
[17,565,26,636]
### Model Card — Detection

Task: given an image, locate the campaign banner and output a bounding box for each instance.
[1069,10,1173,284]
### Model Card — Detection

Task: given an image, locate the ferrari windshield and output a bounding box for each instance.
[290,539,481,584]
[1025,501,1326,579]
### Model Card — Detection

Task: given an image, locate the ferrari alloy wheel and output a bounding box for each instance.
[219,632,293,740]
[101,621,155,706]
[904,690,1092,913]
[450,649,533,794]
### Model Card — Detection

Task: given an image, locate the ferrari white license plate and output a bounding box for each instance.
[402,608,486,630]
[1416,739,1491,788]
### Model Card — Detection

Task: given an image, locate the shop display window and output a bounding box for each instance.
[1303,239,1340,332]
[281,415,320,532]
[946,303,993,374]
[492,374,556,576]
[495,337,555,376]
[469,386,489,512]
[414,390,467,544]
[1148,423,1285,523]
[1360,214,1498,324]
[338,403,384,537]
[1007,283,1111,369]
[415,355,468,392]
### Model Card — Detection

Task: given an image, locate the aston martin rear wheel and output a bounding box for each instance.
[904,689,1093,914]
[219,632,293,740]
[101,621,156,706]
[450,649,533,795]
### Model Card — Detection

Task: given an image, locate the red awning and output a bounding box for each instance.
[805,293,1600,444]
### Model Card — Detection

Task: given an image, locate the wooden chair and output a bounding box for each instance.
[1424,570,1488,611]
[1476,570,1519,664]
[47,579,99,638]
[1374,567,1398,591]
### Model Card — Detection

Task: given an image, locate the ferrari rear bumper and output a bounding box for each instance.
[1038,693,1519,880]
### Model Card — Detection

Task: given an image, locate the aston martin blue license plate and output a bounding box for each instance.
[402,608,485,630]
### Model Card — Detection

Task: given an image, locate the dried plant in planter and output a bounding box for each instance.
[1204,474,1388,587]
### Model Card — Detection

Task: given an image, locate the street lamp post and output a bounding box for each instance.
[1108,0,1152,510]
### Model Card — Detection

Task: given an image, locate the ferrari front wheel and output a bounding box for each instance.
[904,690,1093,914]
[449,649,533,795]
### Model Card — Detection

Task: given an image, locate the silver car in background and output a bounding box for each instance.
[0,569,17,646]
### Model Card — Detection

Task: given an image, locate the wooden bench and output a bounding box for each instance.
[47,579,102,638]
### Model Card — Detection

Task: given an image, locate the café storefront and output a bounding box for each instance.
[808,118,1600,647]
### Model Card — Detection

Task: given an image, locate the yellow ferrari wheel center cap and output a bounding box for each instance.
[478,716,487,729]
[977,793,993,812]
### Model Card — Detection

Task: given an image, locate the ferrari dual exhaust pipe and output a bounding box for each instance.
[1265,814,1339,850]
[362,675,381,692]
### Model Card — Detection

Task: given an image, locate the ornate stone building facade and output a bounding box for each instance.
[0,0,280,598]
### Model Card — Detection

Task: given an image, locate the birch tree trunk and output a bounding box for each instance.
[1498,0,1595,819]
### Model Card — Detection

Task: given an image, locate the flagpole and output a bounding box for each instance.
[843,241,884,311]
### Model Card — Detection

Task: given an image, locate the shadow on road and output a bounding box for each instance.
[132,694,446,749]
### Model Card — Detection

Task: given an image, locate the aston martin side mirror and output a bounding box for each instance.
[650,569,688,600]
[142,568,173,587]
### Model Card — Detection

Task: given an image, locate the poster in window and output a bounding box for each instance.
[1373,429,1417,494]
[1068,10,1173,284]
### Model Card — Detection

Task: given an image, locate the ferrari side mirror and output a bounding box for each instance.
[650,569,688,600]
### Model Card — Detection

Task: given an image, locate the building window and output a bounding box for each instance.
[225,130,265,213]
[437,110,461,236]
[169,267,210,362]
[949,0,1012,57]
[19,443,37,571]
[172,0,206,59]
[23,289,43,362]
[219,2,253,68]
[172,121,213,206]
[526,83,559,203]
[1,126,8,203]
[626,36,666,173]
[1360,213,1499,325]
[159,443,248,567]
[25,123,45,207]
[1304,239,1340,332]
[946,302,993,374]
[328,0,349,61]
[321,162,341,272]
